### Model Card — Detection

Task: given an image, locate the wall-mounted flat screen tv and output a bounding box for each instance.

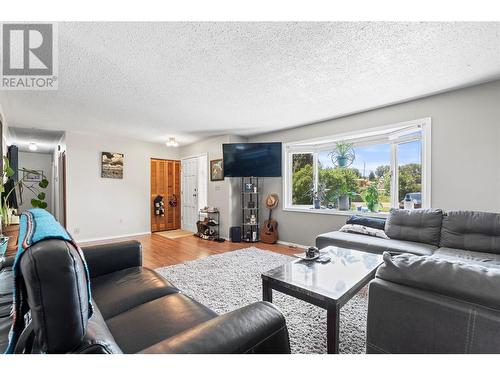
[223,142,282,177]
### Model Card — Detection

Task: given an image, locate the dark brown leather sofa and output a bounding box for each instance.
[0,240,290,354]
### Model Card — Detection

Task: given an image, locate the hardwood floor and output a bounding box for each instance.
[83,234,300,269]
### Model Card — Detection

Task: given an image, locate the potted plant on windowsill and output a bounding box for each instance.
[337,185,356,211]
[309,183,329,209]
[325,167,358,211]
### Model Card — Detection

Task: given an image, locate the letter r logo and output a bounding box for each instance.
[2,24,53,76]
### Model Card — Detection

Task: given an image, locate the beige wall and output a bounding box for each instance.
[250,80,500,246]
[65,131,180,241]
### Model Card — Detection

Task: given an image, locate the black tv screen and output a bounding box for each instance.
[223,143,282,177]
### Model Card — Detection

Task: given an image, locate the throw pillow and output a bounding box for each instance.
[346,215,386,230]
[339,224,389,239]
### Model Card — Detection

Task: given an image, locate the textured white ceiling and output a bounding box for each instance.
[1,22,499,146]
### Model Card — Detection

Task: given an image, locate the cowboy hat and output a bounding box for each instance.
[265,193,279,209]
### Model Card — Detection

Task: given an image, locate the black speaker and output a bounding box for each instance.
[230,226,242,243]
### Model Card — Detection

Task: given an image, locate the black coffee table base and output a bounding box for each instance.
[263,279,343,353]
[262,272,376,354]
[261,247,383,354]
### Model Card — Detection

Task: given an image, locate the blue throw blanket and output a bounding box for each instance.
[4,209,93,354]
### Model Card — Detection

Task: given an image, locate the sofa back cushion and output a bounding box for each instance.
[440,211,500,254]
[385,208,443,246]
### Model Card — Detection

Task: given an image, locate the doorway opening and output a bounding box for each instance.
[6,127,66,224]
[181,154,208,233]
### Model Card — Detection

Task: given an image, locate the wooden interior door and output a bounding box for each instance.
[150,159,181,232]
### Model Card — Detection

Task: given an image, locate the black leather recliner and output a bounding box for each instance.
[9,239,290,354]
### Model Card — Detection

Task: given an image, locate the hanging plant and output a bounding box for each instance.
[329,141,355,168]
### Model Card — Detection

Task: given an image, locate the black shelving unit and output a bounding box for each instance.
[241,177,260,243]
[195,209,220,241]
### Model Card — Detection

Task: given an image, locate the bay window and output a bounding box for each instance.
[283,118,431,215]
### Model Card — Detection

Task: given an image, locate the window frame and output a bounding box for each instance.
[283,118,431,216]
[289,151,315,207]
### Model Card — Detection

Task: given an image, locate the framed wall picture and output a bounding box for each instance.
[101,152,124,179]
[23,170,43,182]
[210,159,224,181]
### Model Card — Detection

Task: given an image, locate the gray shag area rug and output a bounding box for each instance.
[155,247,368,354]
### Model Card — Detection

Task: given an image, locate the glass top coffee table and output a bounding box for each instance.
[261,246,383,354]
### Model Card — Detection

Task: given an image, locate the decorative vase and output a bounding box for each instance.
[338,195,350,211]
[314,198,321,209]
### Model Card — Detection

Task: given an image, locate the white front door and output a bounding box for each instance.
[181,157,199,232]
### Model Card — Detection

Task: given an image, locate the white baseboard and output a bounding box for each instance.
[77,231,152,244]
[277,240,308,249]
[77,233,307,250]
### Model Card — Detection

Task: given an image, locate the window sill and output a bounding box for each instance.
[282,207,389,218]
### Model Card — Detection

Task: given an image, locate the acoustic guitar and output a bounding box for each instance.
[260,206,278,244]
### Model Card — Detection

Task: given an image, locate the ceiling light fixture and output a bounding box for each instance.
[28,142,38,151]
[166,137,178,147]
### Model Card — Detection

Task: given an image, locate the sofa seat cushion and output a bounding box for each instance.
[434,247,500,269]
[377,252,500,310]
[316,231,436,256]
[91,267,179,319]
[385,209,443,246]
[105,293,217,353]
[440,211,500,254]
